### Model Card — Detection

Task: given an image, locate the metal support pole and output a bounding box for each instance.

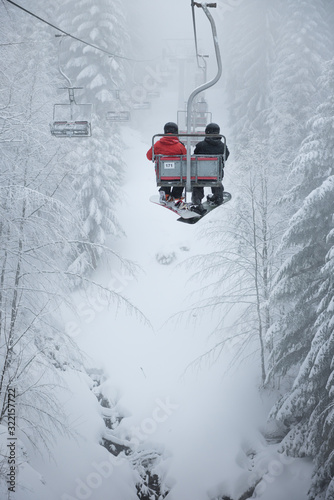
[57,35,73,88]
[186,3,222,194]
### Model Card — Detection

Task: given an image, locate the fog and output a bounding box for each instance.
[125,0,229,144]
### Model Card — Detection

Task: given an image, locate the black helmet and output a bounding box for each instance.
[164,122,178,134]
[205,122,220,134]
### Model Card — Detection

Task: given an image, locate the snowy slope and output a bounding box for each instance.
[14,107,314,500]
[58,123,313,500]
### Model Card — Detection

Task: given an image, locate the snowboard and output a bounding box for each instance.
[149,195,200,220]
[150,192,232,224]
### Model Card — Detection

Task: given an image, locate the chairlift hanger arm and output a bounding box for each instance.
[186,1,222,193]
[56,35,73,89]
[191,2,217,72]
[108,57,120,92]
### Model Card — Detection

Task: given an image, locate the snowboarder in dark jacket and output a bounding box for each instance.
[147,122,186,201]
[191,123,230,213]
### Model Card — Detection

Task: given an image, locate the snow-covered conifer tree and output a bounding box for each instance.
[55,0,130,269]
[0,1,88,475]
[267,58,334,499]
[200,0,331,384]
[197,1,282,382]
[223,0,277,149]
[0,2,116,488]
[267,0,330,179]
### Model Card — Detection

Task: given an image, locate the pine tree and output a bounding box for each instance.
[70,125,123,269]
[267,0,330,178]
[1,0,128,476]
[223,0,277,150]
[57,0,130,115]
[0,0,88,466]
[267,58,334,499]
[206,0,332,385]
[55,0,129,268]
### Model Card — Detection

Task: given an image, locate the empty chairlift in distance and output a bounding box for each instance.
[177,98,212,130]
[106,110,130,122]
[193,97,211,128]
[105,89,131,123]
[132,101,151,110]
[50,35,92,138]
[147,91,160,99]
[50,88,92,137]
[106,59,131,123]
[177,98,212,146]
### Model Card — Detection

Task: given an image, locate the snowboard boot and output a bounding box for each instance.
[174,197,185,208]
[190,204,207,216]
[207,194,223,206]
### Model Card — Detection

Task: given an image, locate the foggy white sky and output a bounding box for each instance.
[127,0,216,59]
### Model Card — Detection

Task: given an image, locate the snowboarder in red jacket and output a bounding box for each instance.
[147,122,186,201]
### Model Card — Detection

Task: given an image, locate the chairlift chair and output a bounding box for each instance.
[50,88,92,137]
[106,110,131,122]
[147,91,160,99]
[196,98,208,114]
[105,88,131,123]
[150,2,226,205]
[50,36,92,138]
[151,132,227,189]
[177,109,212,145]
[194,98,211,128]
[132,101,151,110]
[194,110,212,129]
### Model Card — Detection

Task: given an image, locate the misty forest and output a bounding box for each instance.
[0,0,334,499]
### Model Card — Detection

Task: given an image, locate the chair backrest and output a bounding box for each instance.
[155,155,223,187]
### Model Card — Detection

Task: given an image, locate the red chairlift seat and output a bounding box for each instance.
[151,132,227,189]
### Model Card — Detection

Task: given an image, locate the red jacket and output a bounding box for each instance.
[146,135,186,160]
